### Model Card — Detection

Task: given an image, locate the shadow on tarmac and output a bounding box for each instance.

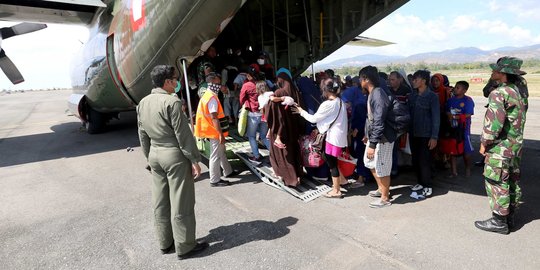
[195,216,298,257]
[341,134,540,231]
[511,202,539,231]
[3,110,538,231]
[0,112,139,167]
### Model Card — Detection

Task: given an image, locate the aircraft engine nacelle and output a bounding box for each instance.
[67,93,87,122]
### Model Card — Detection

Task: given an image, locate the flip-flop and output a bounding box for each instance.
[342,182,365,189]
[273,141,287,149]
[369,199,391,208]
[368,190,382,197]
[323,193,343,199]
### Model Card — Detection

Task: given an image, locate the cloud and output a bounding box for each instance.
[361,14,456,54]
[371,14,448,41]
[488,0,501,12]
[477,19,540,46]
[318,13,459,63]
[320,5,540,65]
[489,0,540,21]
[451,15,476,32]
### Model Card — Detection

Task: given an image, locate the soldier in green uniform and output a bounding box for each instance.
[196,46,217,97]
[475,57,528,234]
[137,65,209,259]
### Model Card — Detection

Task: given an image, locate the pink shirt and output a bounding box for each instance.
[239,81,260,113]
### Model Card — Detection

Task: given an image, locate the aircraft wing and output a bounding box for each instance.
[346,36,395,47]
[0,0,107,25]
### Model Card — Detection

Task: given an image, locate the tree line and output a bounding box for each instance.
[329,58,540,76]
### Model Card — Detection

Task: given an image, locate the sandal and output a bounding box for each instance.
[369,199,391,208]
[323,192,343,199]
[447,173,458,179]
[342,182,365,189]
[368,189,382,198]
[273,141,287,149]
[410,191,425,200]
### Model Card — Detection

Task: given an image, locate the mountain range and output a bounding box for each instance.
[320,44,540,69]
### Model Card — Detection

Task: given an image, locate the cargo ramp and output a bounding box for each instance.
[197,133,331,202]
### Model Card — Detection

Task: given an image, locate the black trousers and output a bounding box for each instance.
[411,136,433,187]
[324,153,340,177]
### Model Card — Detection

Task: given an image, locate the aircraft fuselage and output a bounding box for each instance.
[68,0,245,133]
[0,0,409,133]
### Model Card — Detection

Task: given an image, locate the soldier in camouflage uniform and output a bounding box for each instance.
[475,56,528,234]
[196,46,217,97]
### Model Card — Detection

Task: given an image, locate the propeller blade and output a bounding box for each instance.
[12,22,47,35]
[0,23,47,40]
[0,49,24,84]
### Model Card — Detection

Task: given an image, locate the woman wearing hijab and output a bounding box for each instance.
[431,73,452,168]
[265,68,304,186]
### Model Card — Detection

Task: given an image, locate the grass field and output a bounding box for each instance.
[433,67,540,97]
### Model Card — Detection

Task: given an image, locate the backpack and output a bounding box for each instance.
[383,88,410,136]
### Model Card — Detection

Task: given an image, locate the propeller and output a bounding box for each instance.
[0,23,47,84]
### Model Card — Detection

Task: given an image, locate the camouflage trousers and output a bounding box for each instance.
[483,155,522,216]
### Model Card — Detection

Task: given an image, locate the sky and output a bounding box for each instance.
[317,0,540,64]
[1,0,540,90]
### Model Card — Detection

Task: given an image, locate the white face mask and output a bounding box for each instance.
[257,59,265,65]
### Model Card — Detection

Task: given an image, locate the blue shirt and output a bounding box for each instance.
[341,86,367,133]
[409,88,440,139]
[297,77,323,134]
[446,95,474,133]
[341,86,361,104]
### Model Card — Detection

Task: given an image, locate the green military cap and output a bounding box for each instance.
[489,56,527,75]
[199,61,214,72]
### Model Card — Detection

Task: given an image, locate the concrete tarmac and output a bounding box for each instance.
[1,90,539,269]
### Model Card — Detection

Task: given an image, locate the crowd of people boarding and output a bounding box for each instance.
[138,53,529,259]
[183,46,482,209]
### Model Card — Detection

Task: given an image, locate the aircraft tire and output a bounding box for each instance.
[86,106,104,134]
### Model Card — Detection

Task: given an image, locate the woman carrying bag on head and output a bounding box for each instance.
[292,78,348,198]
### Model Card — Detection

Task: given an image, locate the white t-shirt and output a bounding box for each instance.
[300,98,348,147]
[257,91,274,110]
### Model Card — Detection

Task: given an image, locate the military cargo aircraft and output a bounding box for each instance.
[0,0,408,133]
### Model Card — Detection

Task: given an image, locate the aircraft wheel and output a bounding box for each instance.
[86,106,105,134]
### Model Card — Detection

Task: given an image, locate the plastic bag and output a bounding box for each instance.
[337,150,357,177]
[399,133,411,155]
[237,105,248,136]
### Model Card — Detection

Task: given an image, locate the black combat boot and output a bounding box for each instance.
[474,213,509,234]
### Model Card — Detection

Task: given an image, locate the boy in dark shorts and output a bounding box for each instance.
[446,81,474,177]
